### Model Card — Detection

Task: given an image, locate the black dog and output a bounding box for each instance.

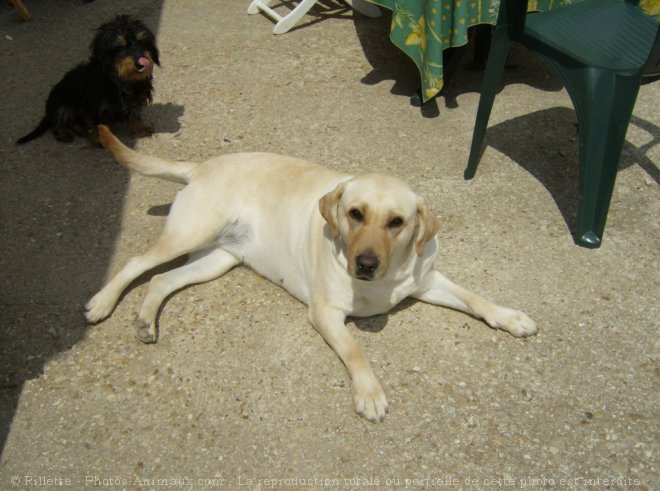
[17,15,159,145]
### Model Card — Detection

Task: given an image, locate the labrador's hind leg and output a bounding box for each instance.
[135,248,240,343]
[85,242,184,324]
[85,178,232,325]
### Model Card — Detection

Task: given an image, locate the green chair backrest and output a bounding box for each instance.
[499,0,660,74]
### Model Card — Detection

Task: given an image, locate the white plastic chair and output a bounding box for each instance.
[247,0,380,35]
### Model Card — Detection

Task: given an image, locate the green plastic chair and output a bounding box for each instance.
[465,0,660,248]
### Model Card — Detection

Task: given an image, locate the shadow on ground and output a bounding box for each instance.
[354,10,565,118]
[0,0,173,455]
[480,108,660,239]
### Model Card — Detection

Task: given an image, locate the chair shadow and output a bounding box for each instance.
[626,114,660,185]
[480,108,659,237]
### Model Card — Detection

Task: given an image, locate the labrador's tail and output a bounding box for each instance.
[98,125,198,185]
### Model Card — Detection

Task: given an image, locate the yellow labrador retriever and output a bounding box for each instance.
[86,125,537,422]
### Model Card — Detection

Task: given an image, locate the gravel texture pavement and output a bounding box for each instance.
[1,1,658,490]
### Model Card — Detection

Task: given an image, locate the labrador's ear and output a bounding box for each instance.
[319,182,345,240]
[415,197,439,256]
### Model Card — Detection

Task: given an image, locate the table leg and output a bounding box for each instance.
[473,25,492,66]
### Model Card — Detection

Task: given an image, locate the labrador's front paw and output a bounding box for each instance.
[487,307,538,337]
[352,375,388,422]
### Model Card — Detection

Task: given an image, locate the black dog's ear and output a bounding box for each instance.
[89,24,112,61]
[150,43,160,66]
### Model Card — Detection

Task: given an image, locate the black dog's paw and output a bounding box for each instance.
[53,127,76,143]
[129,120,155,138]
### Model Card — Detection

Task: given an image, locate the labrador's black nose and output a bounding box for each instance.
[356,253,379,280]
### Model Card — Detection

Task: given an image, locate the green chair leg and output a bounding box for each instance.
[550,63,643,247]
[464,0,658,248]
[465,28,511,180]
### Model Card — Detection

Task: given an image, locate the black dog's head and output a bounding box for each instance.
[90,15,160,82]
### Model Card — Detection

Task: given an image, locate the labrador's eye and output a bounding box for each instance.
[388,217,404,228]
[349,208,364,222]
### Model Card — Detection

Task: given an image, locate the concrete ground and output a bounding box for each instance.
[1,0,658,489]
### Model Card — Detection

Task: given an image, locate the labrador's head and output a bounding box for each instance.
[319,174,439,281]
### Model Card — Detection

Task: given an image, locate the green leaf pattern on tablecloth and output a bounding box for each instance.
[370,0,577,101]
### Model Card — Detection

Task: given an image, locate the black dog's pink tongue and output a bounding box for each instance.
[137,56,151,72]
